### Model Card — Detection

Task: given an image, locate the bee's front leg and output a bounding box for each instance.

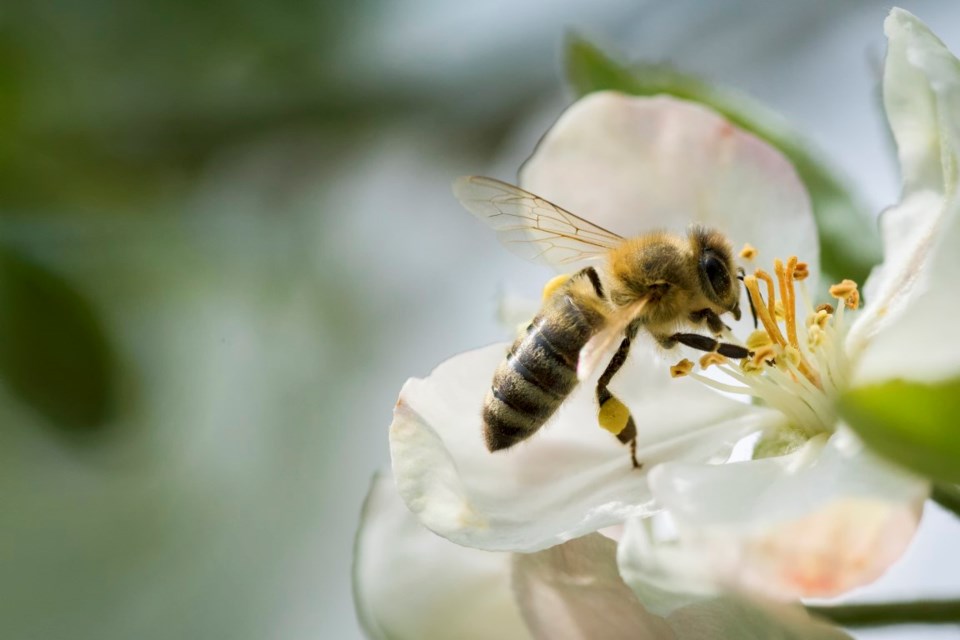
[657,332,750,360]
[689,308,728,335]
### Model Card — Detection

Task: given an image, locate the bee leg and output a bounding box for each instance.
[660,333,750,360]
[689,308,728,335]
[596,330,641,469]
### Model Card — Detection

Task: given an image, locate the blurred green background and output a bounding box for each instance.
[1,1,959,639]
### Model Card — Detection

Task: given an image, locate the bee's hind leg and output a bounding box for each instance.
[595,326,641,470]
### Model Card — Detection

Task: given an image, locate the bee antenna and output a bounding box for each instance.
[738,270,759,328]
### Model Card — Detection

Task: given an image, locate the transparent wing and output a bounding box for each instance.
[453,176,624,267]
[577,299,648,381]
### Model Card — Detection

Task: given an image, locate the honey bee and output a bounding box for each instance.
[454,176,751,469]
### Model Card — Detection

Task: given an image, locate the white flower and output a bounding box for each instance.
[632,7,954,602]
[386,4,946,608]
[354,473,852,639]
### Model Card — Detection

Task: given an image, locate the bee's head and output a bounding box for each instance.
[689,226,741,320]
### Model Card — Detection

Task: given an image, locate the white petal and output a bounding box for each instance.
[852,195,960,383]
[520,92,819,288]
[354,473,529,640]
[512,534,673,639]
[617,517,720,617]
[646,430,928,599]
[390,343,781,552]
[617,521,853,639]
[850,10,960,380]
[882,8,960,194]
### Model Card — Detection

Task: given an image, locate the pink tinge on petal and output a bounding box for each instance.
[520,92,818,287]
[647,431,928,601]
[732,498,923,599]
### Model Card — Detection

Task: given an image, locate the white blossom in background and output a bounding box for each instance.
[357,6,959,636]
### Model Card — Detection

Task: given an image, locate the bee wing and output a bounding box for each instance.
[577,298,648,381]
[453,176,624,267]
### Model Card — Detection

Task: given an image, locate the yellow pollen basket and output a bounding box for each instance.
[598,397,631,435]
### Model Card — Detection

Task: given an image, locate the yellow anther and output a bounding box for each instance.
[793,262,810,281]
[829,279,860,309]
[746,330,773,350]
[598,397,631,435]
[740,358,763,373]
[807,308,832,329]
[700,353,728,369]
[815,303,835,314]
[542,274,571,301]
[846,288,860,310]
[750,345,777,368]
[670,359,694,378]
[740,243,758,260]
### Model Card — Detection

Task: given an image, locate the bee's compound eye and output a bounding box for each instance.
[701,252,731,299]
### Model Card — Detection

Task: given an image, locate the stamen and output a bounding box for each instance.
[749,345,776,369]
[672,253,857,443]
[743,275,787,347]
[774,301,786,320]
[775,258,798,350]
[670,359,694,378]
[745,330,772,350]
[829,279,860,310]
[776,256,820,388]
[808,324,825,347]
[700,353,728,370]
[740,243,758,260]
[754,270,779,328]
[689,372,757,396]
[807,309,831,329]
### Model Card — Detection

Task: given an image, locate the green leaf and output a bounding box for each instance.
[0,247,116,436]
[840,378,960,484]
[565,36,882,287]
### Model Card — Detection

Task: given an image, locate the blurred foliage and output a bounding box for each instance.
[565,36,882,288]
[841,378,960,484]
[0,0,378,214]
[0,245,114,435]
[0,0,398,440]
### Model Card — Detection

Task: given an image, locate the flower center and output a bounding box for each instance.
[672,252,860,441]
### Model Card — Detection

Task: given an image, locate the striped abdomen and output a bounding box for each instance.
[482,292,605,452]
